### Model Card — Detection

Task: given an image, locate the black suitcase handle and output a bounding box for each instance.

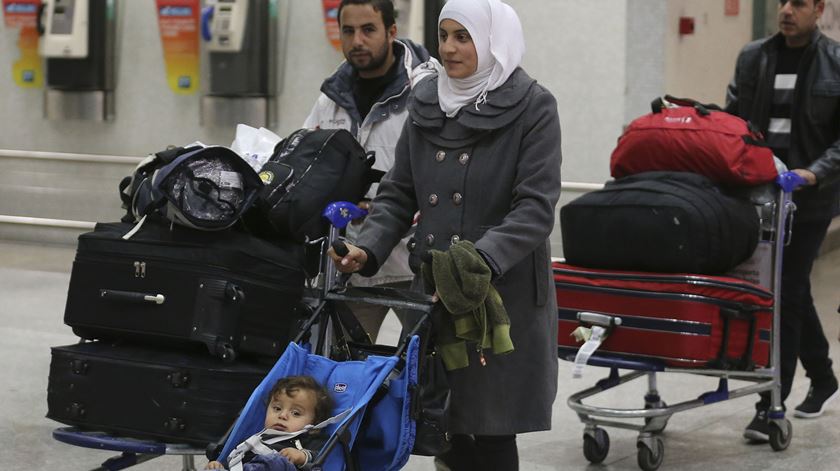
[99,289,166,305]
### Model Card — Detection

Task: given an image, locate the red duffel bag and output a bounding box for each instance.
[610,96,778,186]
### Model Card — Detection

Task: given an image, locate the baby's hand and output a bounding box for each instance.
[205,460,226,470]
[279,448,307,466]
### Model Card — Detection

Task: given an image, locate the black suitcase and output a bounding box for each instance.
[560,171,759,274]
[47,342,269,445]
[64,218,306,360]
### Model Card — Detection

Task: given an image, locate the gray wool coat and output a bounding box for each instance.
[357,67,562,435]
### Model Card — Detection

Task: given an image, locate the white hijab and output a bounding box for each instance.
[436,0,526,117]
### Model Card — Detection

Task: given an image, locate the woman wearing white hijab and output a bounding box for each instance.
[331,1,562,469]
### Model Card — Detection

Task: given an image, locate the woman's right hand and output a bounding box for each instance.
[327,242,368,273]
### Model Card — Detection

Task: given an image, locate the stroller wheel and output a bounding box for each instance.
[636,436,664,471]
[768,419,792,451]
[582,428,610,464]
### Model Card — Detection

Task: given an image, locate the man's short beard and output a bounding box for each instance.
[350,40,390,74]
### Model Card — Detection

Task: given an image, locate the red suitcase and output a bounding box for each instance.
[554,262,774,369]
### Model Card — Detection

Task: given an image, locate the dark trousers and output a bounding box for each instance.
[758,217,835,410]
[437,434,518,471]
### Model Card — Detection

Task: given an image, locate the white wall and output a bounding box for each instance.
[625,0,667,124]
[507,0,629,185]
[664,0,754,106]
[819,0,840,40]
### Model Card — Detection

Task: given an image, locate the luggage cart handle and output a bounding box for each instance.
[100,289,165,305]
[577,311,622,328]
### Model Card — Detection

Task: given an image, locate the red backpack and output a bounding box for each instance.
[610,96,778,186]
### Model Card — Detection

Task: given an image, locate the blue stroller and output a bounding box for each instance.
[210,311,425,471]
[210,202,438,470]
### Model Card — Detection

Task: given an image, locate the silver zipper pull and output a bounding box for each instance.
[140,262,146,278]
[133,261,140,278]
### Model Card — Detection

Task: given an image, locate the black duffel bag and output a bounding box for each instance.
[243,128,381,242]
[560,171,760,274]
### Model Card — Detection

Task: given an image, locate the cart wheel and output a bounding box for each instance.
[637,437,664,471]
[582,428,610,464]
[768,419,792,451]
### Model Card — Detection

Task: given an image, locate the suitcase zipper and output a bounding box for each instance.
[553,266,772,299]
[133,261,146,278]
[554,281,769,312]
[79,253,294,291]
[79,232,303,274]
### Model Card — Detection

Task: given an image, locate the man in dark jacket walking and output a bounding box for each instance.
[726,0,840,442]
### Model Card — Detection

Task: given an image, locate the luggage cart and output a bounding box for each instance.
[558,181,796,471]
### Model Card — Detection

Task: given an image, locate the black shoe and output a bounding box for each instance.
[794,379,839,418]
[743,409,769,442]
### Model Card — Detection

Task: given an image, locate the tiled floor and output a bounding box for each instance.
[1,241,838,471]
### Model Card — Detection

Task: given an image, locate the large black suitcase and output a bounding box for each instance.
[64,218,306,360]
[47,342,269,445]
[560,171,759,274]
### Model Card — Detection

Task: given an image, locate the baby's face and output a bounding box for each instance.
[264,390,317,433]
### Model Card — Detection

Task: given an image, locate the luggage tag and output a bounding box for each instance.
[572,326,607,379]
[571,312,621,378]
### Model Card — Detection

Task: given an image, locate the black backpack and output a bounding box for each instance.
[243,128,381,242]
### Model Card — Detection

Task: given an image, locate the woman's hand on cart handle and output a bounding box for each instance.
[328,241,368,273]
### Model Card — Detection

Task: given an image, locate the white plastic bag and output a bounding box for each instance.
[230,124,282,172]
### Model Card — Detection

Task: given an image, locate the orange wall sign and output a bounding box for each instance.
[725,0,739,16]
[323,0,341,51]
[2,0,43,88]
[156,0,200,94]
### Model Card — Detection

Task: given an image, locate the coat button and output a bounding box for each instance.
[426,234,436,245]
[435,150,446,162]
[407,238,417,252]
[458,153,470,165]
[452,192,463,205]
[450,234,461,245]
[429,194,439,206]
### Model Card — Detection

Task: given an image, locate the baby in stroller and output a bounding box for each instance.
[207,376,335,470]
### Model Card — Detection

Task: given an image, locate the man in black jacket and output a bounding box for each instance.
[726,0,840,442]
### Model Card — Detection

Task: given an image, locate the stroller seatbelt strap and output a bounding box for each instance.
[227,409,352,471]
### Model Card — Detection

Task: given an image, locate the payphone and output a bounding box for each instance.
[200,0,276,128]
[37,0,116,121]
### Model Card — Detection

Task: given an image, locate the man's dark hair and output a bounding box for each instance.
[267,376,335,425]
[338,0,396,29]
